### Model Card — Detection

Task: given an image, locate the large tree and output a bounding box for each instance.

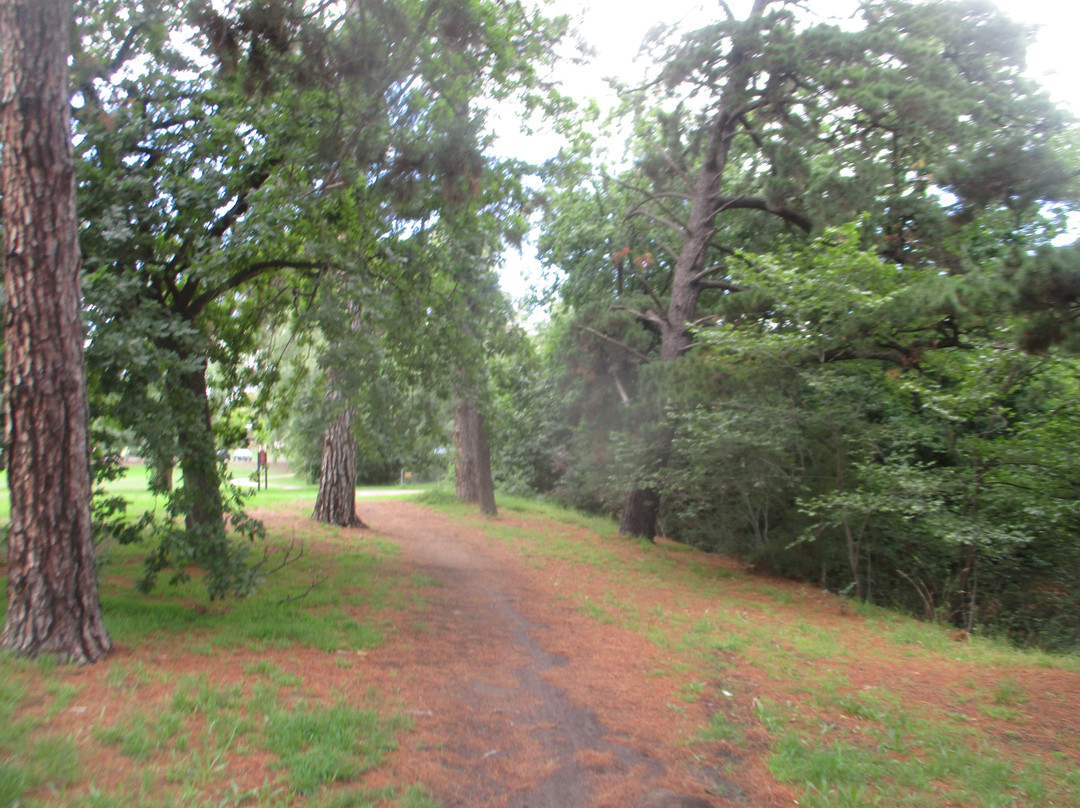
[0,0,111,662]
[543,0,1077,537]
[76,0,336,594]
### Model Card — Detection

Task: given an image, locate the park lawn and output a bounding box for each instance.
[0,471,436,808]
[0,483,1075,807]
[0,463,426,524]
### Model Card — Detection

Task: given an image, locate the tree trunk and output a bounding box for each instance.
[0,0,112,663]
[454,395,496,516]
[312,407,366,528]
[619,487,661,540]
[171,359,225,536]
[147,455,175,493]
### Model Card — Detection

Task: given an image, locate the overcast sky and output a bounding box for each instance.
[545,0,1078,112]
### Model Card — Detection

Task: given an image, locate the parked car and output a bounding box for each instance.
[233,448,253,461]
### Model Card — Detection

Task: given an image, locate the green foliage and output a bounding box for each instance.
[527,205,1080,647]
[533,0,1080,546]
[73,0,567,591]
[487,324,570,496]
[687,232,1080,647]
[138,484,268,600]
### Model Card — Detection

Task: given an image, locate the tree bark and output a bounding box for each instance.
[454,395,496,516]
[0,0,112,663]
[312,292,366,529]
[619,487,661,539]
[170,359,225,536]
[312,407,366,528]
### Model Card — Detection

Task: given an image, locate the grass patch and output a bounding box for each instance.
[696,710,743,743]
[410,573,443,588]
[769,715,1072,808]
[243,659,304,688]
[263,700,408,794]
[36,658,418,806]
[0,661,83,805]
[678,680,705,703]
[95,518,400,652]
[764,679,1074,807]
[576,596,615,624]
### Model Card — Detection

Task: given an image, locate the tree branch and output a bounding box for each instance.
[610,171,690,235]
[661,149,693,188]
[817,327,969,366]
[714,195,813,232]
[630,270,668,314]
[575,324,651,361]
[698,278,748,292]
[627,205,688,236]
[278,576,327,605]
[188,260,328,315]
[75,21,147,100]
[691,313,720,328]
[730,93,799,122]
[656,239,681,264]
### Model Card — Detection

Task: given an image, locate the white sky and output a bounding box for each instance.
[495,0,1080,305]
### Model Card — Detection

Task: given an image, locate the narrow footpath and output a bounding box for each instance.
[344,500,765,808]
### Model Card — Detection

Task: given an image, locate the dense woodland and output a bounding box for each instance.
[3,0,1080,660]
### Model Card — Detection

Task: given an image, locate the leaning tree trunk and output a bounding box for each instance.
[0,0,112,663]
[313,407,366,528]
[454,395,496,516]
[617,123,726,540]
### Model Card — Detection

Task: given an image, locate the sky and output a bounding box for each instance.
[494,0,1080,305]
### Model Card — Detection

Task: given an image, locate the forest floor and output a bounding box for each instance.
[11,494,1080,807]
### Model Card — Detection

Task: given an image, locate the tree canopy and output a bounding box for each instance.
[3,0,1079,657]
[73,0,565,593]
[538,0,1079,538]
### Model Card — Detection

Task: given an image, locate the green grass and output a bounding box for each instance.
[768,706,1074,808]
[81,674,416,805]
[0,464,427,526]
[0,664,83,804]
[696,710,743,743]
[90,501,405,651]
[263,700,408,794]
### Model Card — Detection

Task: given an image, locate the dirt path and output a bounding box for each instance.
[346,500,728,808]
